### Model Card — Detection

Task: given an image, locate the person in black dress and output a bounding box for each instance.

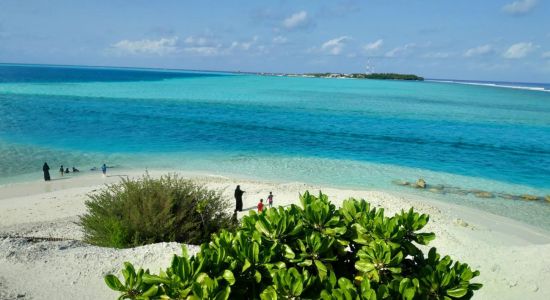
[234,185,245,212]
[59,165,64,177]
[42,162,51,181]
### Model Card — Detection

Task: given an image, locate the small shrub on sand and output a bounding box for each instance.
[80,174,236,248]
[105,191,482,299]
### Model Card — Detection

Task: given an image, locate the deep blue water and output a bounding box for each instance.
[1,64,549,228]
[0,64,223,83]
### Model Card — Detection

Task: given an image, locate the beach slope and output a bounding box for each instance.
[1,170,549,299]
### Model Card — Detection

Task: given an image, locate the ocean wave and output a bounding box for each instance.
[428,80,550,92]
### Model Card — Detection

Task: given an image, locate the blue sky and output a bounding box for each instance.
[0,0,549,82]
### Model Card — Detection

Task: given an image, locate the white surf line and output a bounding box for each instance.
[427,80,550,92]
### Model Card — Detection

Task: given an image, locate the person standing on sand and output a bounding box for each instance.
[59,165,64,177]
[101,163,107,177]
[267,191,274,208]
[42,162,50,181]
[234,185,245,212]
[258,199,264,213]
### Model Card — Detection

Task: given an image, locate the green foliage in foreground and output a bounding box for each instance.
[80,174,236,248]
[106,191,482,299]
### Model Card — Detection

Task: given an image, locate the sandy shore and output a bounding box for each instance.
[1,169,549,299]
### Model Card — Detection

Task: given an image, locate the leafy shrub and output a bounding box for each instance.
[80,174,236,248]
[105,191,482,299]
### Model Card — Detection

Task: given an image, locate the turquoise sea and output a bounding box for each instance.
[1,64,549,229]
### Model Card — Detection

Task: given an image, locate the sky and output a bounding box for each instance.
[0,0,549,82]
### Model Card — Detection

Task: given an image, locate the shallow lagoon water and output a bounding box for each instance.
[0,64,549,229]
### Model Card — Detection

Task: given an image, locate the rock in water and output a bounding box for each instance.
[545,195,550,203]
[391,180,410,186]
[474,191,494,199]
[497,193,515,200]
[415,178,426,189]
[520,194,539,201]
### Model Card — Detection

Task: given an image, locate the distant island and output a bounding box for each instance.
[302,72,424,81]
[255,72,424,81]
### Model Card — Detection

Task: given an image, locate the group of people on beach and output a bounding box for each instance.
[234,185,274,213]
[58,165,80,176]
[41,162,108,181]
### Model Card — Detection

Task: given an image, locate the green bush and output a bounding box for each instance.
[80,174,236,248]
[105,191,482,299]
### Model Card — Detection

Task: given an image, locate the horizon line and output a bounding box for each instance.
[1,61,549,85]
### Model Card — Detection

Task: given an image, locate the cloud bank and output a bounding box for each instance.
[385,43,416,58]
[502,0,538,15]
[502,42,535,59]
[321,36,351,55]
[110,37,178,56]
[363,39,383,51]
[464,45,493,57]
[282,11,309,29]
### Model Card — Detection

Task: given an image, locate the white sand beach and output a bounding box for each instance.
[1,169,549,300]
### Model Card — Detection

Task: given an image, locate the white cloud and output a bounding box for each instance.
[272,35,288,44]
[321,36,351,55]
[385,43,416,57]
[502,42,535,59]
[182,35,224,56]
[182,36,264,56]
[183,46,223,56]
[230,36,259,51]
[363,39,383,51]
[108,34,267,57]
[110,37,178,56]
[282,11,308,29]
[502,0,538,15]
[542,51,550,58]
[464,45,492,57]
[184,36,211,46]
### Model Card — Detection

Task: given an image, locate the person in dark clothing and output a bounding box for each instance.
[59,165,64,177]
[42,162,51,181]
[267,191,274,208]
[65,167,70,174]
[72,167,79,172]
[234,185,245,212]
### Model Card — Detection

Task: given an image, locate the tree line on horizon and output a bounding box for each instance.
[305,73,424,81]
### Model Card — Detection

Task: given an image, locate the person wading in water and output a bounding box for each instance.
[234,185,245,212]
